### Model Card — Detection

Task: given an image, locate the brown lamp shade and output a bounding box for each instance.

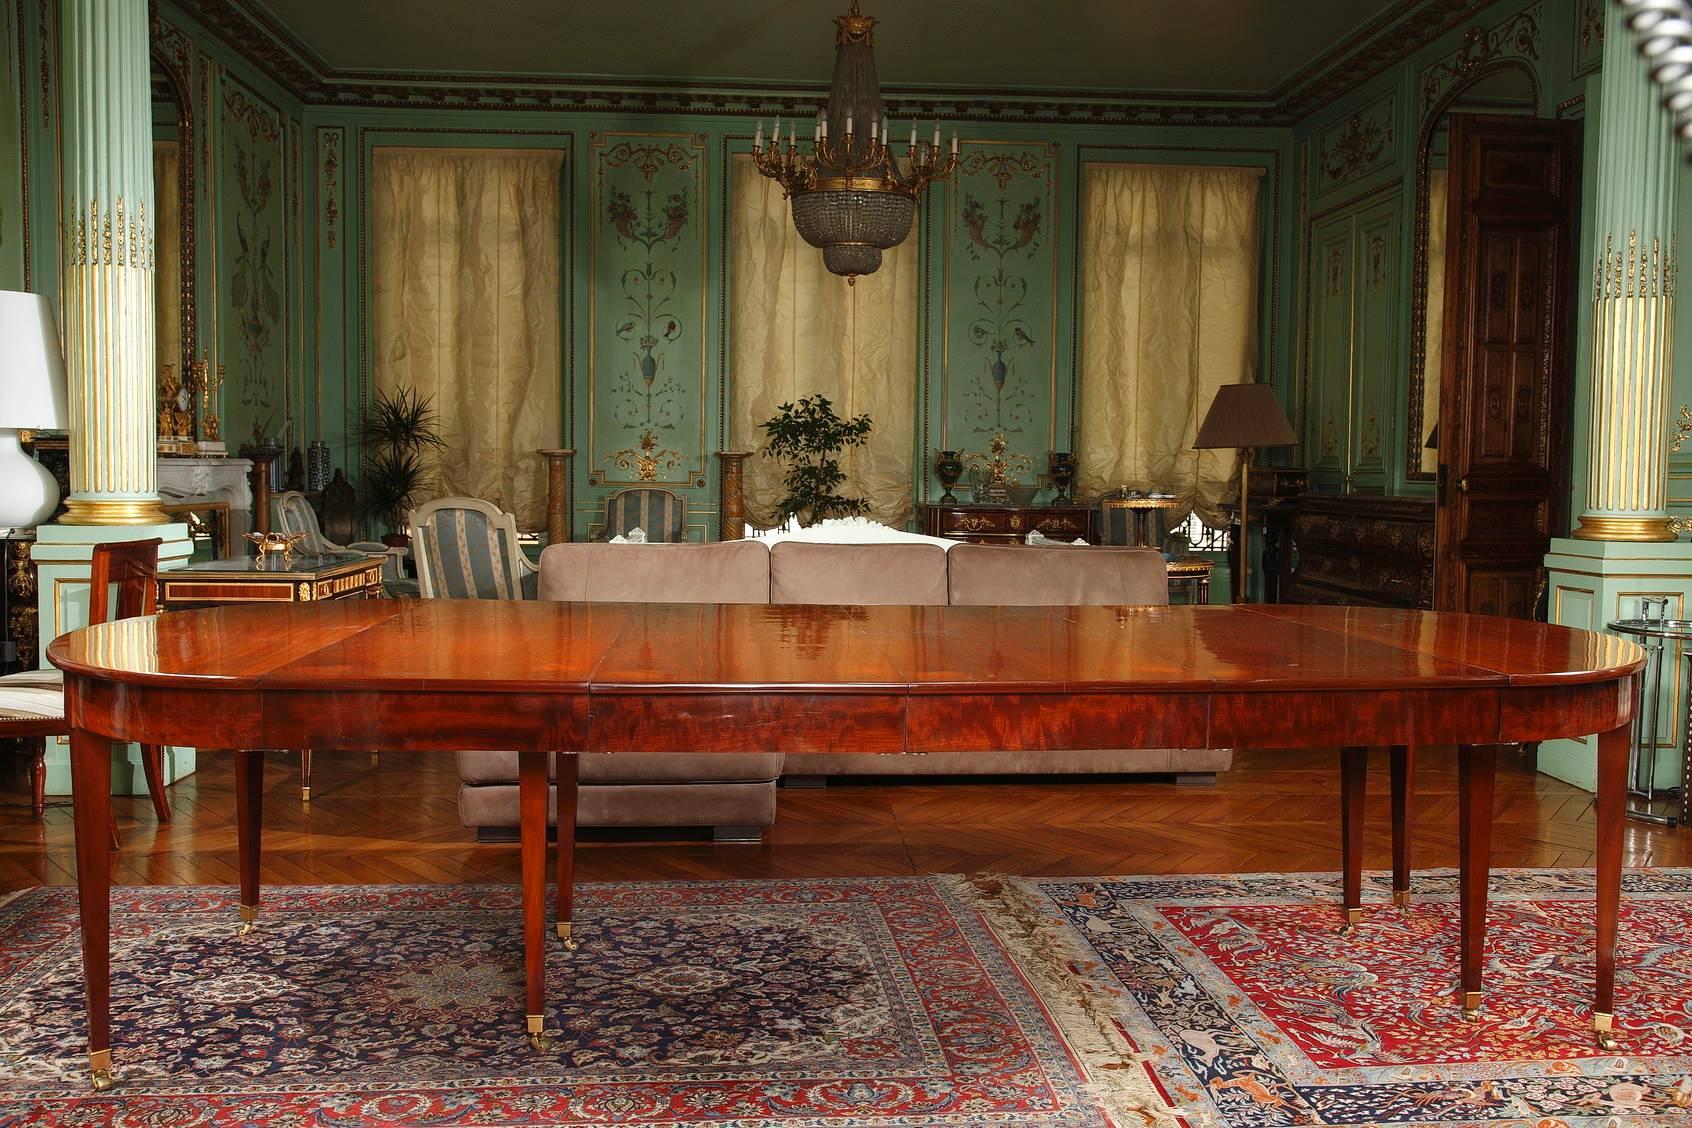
[1193,383,1297,450]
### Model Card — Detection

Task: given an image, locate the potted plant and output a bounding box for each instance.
[360,386,445,545]
[759,394,873,525]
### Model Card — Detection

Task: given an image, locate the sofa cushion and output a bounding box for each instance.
[769,542,948,605]
[457,779,777,830]
[458,749,784,786]
[537,539,770,603]
[947,543,1169,607]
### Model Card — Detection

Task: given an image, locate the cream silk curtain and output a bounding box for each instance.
[370,148,563,531]
[1076,163,1264,522]
[1421,167,1449,474]
[153,141,181,382]
[729,154,919,528]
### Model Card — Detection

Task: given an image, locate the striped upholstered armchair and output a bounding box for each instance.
[600,487,687,542]
[409,496,539,599]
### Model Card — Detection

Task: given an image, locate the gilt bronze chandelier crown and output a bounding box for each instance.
[752,0,958,282]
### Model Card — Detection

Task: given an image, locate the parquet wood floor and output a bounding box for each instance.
[0,746,1685,892]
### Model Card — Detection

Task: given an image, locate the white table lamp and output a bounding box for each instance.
[0,291,69,532]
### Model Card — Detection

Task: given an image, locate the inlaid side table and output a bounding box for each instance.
[158,552,386,799]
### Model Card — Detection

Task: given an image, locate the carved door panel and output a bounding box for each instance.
[1306,215,1354,492]
[1434,114,1580,618]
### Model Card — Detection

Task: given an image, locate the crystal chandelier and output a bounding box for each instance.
[752,0,958,282]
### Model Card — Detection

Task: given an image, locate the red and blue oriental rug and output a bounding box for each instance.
[0,878,1149,1126]
[978,868,1692,1127]
[0,870,1689,1125]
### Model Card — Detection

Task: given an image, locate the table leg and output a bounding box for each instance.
[300,749,311,802]
[555,751,578,950]
[1458,743,1497,1021]
[1595,721,1628,1051]
[519,748,550,1050]
[1390,746,1414,907]
[234,750,263,936]
[69,725,114,1092]
[1340,746,1366,930]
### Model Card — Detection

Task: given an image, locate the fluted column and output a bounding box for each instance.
[56,0,167,526]
[1572,0,1679,542]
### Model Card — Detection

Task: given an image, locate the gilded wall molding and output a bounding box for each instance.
[1419,4,1543,114]
[1314,93,1396,191]
[66,198,154,270]
[320,128,339,249]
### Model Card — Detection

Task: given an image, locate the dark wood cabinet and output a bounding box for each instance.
[1286,494,1435,609]
[918,504,1094,545]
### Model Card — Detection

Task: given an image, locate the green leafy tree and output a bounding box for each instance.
[759,394,874,525]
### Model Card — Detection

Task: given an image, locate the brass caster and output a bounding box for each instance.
[236,904,258,937]
[556,921,578,951]
[89,1049,114,1092]
[527,1015,551,1052]
[1461,990,1483,1022]
[300,786,311,802]
[1392,889,1410,909]
[1340,907,1362,936]
[1595,1012,1619,1052]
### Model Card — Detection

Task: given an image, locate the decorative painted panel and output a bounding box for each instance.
[1571,0,1603,79]
[216,71,289,448]
[0,0,23,290]
[1314,92,1396,195]
[939,141,1060,470]
[1349,198,1400,491]
[1305,213,1353,492]
[587,131,708,488]
[1419,3,1544,116]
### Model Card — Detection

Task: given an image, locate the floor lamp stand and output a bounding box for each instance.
[1236,447,1253,605]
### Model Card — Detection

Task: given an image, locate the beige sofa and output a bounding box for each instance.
[456,539,1231,838]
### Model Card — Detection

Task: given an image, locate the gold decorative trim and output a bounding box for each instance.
[1570,515,1677,543]
[66,198,154,270]
[59,498,174,526]
[321,128,340,249]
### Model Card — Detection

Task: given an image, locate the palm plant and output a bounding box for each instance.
[360,386,445,536]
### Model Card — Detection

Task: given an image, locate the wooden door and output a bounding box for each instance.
[1435,114,1580,617]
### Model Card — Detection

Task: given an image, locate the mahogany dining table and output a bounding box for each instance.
[48,599,1643,1091]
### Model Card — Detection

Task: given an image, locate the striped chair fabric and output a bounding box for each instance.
[411,498,535,600]
[0,668,63,722]
[602,488,687,543]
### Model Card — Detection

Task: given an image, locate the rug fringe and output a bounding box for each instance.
[942,872,1186,1128]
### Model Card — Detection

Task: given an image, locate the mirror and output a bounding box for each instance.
[151,49,196,445]
[1407,64,1537,480]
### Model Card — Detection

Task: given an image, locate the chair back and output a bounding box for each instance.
[87,539,162,625]
[273,491,334,553]
[602,488,687,543]
[410,496,528,599]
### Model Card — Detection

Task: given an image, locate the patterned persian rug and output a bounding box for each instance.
[970,868,1692,1127]
[0,878,1154,1126]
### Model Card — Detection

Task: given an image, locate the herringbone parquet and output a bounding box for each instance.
[0,746,1684,891]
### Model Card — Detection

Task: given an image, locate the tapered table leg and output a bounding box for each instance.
[1594,721,1629,1051]
[69,725,114,1091]
[234,750,263,935]
[1340,746,1367,930]
[140,744,171,823]
[1458,743,1497,1020]
[519,749,550,1050]
[299,749,311,802]
[555,752,578,950]
[1390,746,1413,907]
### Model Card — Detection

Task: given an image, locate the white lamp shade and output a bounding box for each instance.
[0,290,68,429]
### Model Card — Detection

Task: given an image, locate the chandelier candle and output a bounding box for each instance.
[751,0,959,281]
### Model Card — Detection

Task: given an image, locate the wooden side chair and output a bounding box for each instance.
[410,496,538,600]
[1,539,171,847]
[600,487,687,543]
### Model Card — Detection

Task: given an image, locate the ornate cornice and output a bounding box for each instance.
[170,0,1502,128]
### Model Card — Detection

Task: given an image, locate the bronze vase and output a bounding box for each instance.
[1048,451,1077,505]
[935,451,964,504]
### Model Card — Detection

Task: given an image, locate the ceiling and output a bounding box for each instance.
[247,0,1422,97]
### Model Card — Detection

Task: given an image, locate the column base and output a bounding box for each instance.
[1570,514,1677,542]
[58,497,175,526]
[1542,537,1692,790]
